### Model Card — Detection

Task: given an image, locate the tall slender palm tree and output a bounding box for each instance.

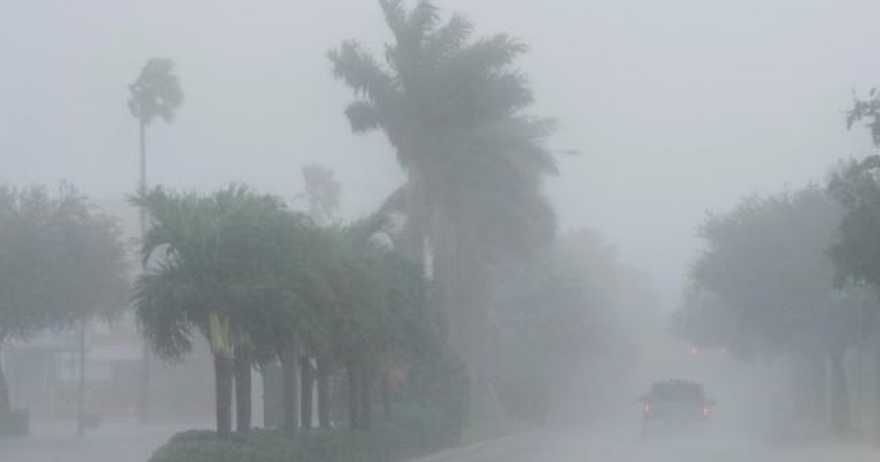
[329,0,557,412]
[127,57,183,423]
[127,59,184,256]
[128,58,184,196]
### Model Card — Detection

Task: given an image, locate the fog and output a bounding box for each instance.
[4,0,879,308]
[2,0,880,461]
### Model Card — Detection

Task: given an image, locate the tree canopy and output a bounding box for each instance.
[828,156,880,291]
[686,187,847,354]
[0,184,129,342]
[0,184,129,414]
[676,186,880,432]
[128,58,184,126]
[132,184,460,434]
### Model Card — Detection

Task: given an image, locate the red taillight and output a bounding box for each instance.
[703,406,711,417]
[643,403,651,414]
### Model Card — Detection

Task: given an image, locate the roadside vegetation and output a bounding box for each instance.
[674,89,880,440]
[5,0,880,459]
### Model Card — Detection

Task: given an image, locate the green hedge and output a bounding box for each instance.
[149,405,459,462]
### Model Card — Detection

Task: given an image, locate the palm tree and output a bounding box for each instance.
[127,57,183,423]
[329,0,557,412]
[128,58,184,192]
[128,58,184,196]
[132,186,301,435]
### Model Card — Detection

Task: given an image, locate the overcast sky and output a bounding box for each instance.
[2,0,879,310]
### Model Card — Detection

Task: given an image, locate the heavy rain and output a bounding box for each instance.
[1,1,880,461]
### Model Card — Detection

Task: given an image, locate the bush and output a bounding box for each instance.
[149,408,458,462]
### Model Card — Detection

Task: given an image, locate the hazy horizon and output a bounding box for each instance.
[3,0,880,310]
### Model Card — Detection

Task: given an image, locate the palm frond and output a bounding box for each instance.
[128,57,184,125]
[133,260,199,359]
[328,41,397,104]
[345,101,383,133]
[405,1,440,45]
[379,0,409,43]
[449,34,527,74]
[425,13,474,63]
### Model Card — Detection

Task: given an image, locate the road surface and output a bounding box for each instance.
[1,422,877,462]
[433,428,880,462]
[0,420,195,462]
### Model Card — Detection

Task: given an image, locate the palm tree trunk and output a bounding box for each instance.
[234,347,252,432]
[137,119,151,425]
[792,353,809,420]
[382,369,391,422]
[359,362,372,430]
[214,354,234,437]
[0,340,11,416]
[401,177,428,267]
[347,362,359,429]
[139,120,147,194]
[281,344,299,430]
[432,214,498,419]
[875,339,880,444]
[829,346,852,435]
[76,320,86,436]
[316,358,330,429]
[300,357,314,428]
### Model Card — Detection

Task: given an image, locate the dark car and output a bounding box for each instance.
[639,379,715,439]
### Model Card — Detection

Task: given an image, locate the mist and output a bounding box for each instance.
[2,1,880,461]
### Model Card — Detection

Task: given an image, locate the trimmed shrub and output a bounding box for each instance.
[149,415,455,462]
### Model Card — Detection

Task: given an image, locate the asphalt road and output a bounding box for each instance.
[422,427,880,462]
[0,421,190,462]
[2,423,878,462]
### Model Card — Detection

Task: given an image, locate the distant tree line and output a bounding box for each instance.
[0,185,129,418]
[0,0,651,444]
[675,89,880,437]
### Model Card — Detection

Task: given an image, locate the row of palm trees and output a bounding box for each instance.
[126,0,560,421]
[131,185,436,435]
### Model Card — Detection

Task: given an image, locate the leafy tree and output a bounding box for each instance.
[682,187,873,433]
[329,0,557,411]
[846,88,880,146]
[828,155,880,436]
[0,185,129,416]
[829,158,880,288]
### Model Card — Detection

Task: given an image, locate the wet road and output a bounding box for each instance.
[419,427,879,462]
[0,421,191,462]
[2,423,877,462]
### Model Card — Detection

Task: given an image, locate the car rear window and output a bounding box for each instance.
[649,381,705,402]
